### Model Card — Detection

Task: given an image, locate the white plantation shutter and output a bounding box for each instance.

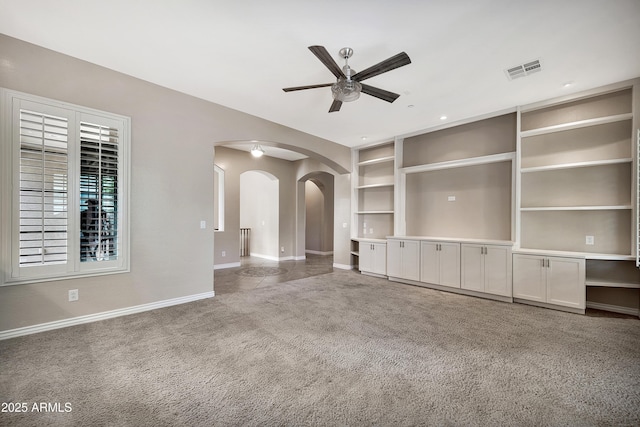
[1,89,130,284]
[79,120,119,262]
[18,109,69,267]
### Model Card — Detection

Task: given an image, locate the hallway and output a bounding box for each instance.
[214,254,335,294]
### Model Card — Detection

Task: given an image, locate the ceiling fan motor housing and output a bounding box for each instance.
[332,78,361,102]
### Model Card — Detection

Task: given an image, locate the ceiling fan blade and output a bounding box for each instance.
[352,52,411,82]
[329,99,342,113]
[361,84,400,103]
[309,45,346,79]
[283,83,333,92]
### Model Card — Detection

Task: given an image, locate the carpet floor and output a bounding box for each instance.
[1,270,639,426]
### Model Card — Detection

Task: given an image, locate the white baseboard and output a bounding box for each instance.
[0,291,215,341]
[333,263,353,270]
[250,252,280,261]
[214,262,241,270]
[305,250,334,256]
[294,256,306,261]
[587,301,640,317]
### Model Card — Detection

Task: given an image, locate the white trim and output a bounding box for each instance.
[305,250,334,255]
[294,255,306,261]
[0,291,215,340]
[214,261,241,270]
[333,263,353,270]
[586,301,640,317]
[249,252,280,261]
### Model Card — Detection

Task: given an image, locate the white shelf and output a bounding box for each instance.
[520,113,633,138]
[586,279,640,289]
[400,152,514,174]
[353,238,387,243]
[514,248,634,261]
[355,210,394,215]
[351,251,360,257]
[521,158,632,173]
[357,183,394,189]
[520,205,632,211]
[358,156,395,166]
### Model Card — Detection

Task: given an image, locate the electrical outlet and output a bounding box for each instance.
[585,235,595,245]
[447,195,456,202]
[200,220,206,229]
[222,250,226,257]
[281,246,285,253]
[68,289,79,302]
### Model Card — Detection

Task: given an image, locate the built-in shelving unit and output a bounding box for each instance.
[517,81,640,316]
[348,78,639,317]
[398,112,517,241]
[352,142,395,240]
[518,86,634,257]
[351,142,395,272]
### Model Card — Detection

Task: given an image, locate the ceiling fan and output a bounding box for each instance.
[283,46,411,113]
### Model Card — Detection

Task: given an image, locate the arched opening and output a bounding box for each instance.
[305,179,334,256]
[240,170,279,260]
[300,172,335,260]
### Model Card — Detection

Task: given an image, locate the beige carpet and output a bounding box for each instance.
[1,270,639,426]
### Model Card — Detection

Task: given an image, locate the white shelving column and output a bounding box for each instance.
[394,136,404,237]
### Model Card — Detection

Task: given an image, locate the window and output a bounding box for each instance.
[1,89,130,284]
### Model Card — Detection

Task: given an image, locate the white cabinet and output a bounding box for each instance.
[387,239,420,281]
[513,253,585,310]
[421,241,460,288]
[359,241,386,276]
[461,244,512,297]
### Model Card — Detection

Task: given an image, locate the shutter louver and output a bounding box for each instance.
[80,121,119,262]
[19,110,69,266]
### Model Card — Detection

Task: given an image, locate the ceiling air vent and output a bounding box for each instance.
[505,59,542,80]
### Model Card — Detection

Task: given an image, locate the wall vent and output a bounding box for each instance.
[505,59,542,80]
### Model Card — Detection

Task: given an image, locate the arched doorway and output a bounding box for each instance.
[301,172,334,258]
[240,170,279,260]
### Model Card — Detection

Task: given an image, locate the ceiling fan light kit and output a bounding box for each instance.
[283,45,411,113]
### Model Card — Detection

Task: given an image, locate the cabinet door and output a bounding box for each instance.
[513,254,546,302]
[461,244,484,291]
[484,245,512,297]
[359,243,373,273]
[401,240,421,281]
[371,243,387,276]
[439,242,461,288]
[386,240,402,278]
[547,256,585,309]
[420,241,440,284]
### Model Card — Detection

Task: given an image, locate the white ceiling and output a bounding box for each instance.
[2,0,640,152]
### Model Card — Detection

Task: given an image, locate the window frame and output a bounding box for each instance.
[1,88,131,286]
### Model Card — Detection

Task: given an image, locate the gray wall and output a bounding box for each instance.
[0,35,351,332]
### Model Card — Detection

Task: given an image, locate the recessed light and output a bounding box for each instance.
[440,115,447,120]
[563,82,573,88]
[361,136,367,141]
